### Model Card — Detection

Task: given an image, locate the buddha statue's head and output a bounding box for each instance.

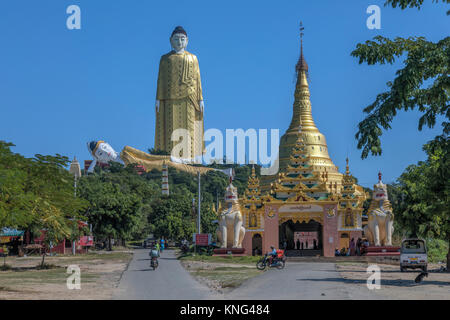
[88,140,121,164]
[170,26,188,53]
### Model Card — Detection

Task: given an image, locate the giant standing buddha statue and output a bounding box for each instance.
[154,26,204,160]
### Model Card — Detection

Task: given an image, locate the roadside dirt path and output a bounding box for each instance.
[0,250,132,300]
[336,263,450,300]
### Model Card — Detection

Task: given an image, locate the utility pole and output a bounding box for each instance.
[69,157,81,256]
[197,170,201,235]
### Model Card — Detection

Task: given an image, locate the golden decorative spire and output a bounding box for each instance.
[261,23,343,194]
[287,21,317,133]
[345,157,350,175]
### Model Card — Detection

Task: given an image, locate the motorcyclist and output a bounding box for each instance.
[149,245,160,268]
[268,246,278,266]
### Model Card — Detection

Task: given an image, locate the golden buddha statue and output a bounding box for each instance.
[154,26,204,160]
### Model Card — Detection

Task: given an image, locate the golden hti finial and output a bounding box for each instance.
[296,21,308,73]
[300,21,305,49]
[345,157,350,175]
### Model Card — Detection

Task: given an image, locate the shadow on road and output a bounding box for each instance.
[133,268,157,272]
[160,257,178,261]
[296,277,450,287]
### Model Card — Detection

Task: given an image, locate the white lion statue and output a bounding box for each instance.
[216,183,245,248]
[363,174,394,246]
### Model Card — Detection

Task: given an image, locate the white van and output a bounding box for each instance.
[400,239,427,272]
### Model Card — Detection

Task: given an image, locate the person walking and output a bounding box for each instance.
[160,238,165,252]
[356,238,362,256]
[349,238,356,256]
[296,239,300,250]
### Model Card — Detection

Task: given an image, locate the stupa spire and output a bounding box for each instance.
[288,21,318,134]
[263,23,342,194]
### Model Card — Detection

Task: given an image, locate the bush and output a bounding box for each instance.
[0,264,13,271]
[427,239,448,263]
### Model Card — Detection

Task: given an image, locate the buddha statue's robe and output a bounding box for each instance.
[155,50,204,160]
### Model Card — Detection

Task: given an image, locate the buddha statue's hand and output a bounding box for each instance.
[199,100,204,113]
[155,100,160,112]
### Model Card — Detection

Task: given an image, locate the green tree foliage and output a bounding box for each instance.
[389,135,449,268]
[0,141,88,264]
[78,163,160,248]
[148,195,196,242]
[0,141,35,228]
[385,0,448,9]
[352,1,449,158]
[147,148,170,155]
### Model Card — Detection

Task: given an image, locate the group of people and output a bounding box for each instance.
[335,238,370,256]
[281,239,319,251]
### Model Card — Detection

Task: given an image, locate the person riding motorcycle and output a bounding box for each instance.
[149,245,160,268]
[268,246,278,266]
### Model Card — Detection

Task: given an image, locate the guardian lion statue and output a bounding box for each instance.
[216,183,246,248]
[363,173,394,246]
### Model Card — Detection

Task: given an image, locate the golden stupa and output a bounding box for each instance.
[261,32,342,192]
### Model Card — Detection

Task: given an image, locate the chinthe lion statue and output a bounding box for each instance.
[216,183,245,248]
[363,174,394,246]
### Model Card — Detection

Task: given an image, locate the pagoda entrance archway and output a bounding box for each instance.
[279,219,323,257]
[251,234,262,256]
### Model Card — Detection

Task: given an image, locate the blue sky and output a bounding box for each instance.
[0,0,448,188]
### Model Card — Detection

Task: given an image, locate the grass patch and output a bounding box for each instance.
[193,266,263,289]
[36,263,58,270]
[179,254,261,265]
[0,266,99,285]
[49,251,133,263]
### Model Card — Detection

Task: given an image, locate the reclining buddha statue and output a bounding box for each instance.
[86,140,212,175]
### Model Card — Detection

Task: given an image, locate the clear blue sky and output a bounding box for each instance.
[0,0,448,187]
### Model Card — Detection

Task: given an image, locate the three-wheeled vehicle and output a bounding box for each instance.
[400,238,427,272]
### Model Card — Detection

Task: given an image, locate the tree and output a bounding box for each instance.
[78,164,157,249]
[0,141,35,228]
[0,141,88,265]
[148,148,170,156]
[352,1,449,159]
[148,195,196,242]
[392,135,449,269]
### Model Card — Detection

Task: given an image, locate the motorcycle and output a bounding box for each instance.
[150,256,159,270]
[180,243,189,254]
[256,253,285,270]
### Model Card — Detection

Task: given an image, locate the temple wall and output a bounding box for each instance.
[263,206,279,253]
[350,230,363,242]
[242,231,252,255]
[322,204,339,257]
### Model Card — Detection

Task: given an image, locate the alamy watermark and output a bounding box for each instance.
[66,264,81,290]
[66,5,81,30]
[171,125,280,175]
[366,264,381,290]
[366,5,381,30]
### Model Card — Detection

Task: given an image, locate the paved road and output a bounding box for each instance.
[115,249,382,300]
[114,249,219,300]
[224,262,382,300]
